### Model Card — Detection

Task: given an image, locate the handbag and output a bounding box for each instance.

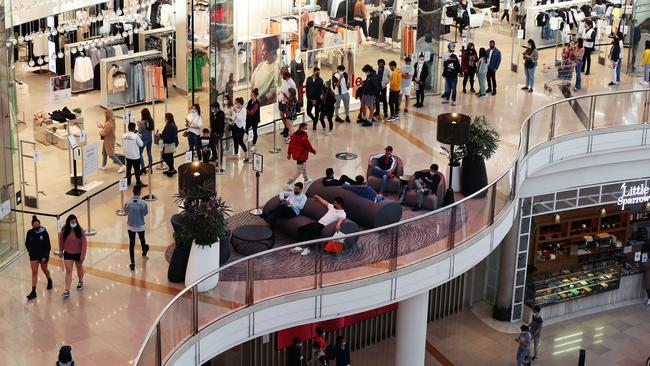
[525,58,535,69]
[323,231,345,254]
[163,143,176,154]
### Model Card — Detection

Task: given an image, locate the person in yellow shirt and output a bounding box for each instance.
[388,61,402,121]
[642,40,650,86]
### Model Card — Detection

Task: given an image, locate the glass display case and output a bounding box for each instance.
[526,259,622,307]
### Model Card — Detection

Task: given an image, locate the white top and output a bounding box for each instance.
[234,106,246,129]
[335,71,348,95]
[318,204,346,226]
[186,113,204,135]
[122,131,144,160]
[280,78,297,103]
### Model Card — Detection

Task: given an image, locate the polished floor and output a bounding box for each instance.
[351,302,650,366]
[1,21,647,365]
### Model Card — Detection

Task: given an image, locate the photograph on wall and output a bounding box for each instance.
[250,35,281,106]
[50,74,71,103]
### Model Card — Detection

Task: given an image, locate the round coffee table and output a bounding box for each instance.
[399,175,411,187]
[231,225,275,256]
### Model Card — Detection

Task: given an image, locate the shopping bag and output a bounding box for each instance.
[323,231,345,254]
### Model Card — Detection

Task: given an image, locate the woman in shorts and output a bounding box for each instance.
[58,214,88,298]
[25,215,53,300]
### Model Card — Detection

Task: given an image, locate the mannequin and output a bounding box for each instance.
[291,53,306,102]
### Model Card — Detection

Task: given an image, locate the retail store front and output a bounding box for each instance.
[515,179,649,322]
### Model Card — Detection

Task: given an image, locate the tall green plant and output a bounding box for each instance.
[441,115,500,162]
[174,183,231,247]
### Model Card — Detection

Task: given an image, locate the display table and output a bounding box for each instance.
[231,225,275,256]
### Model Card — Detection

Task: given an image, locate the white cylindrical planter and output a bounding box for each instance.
[447,164,462,192]
[185,240,220,292]
[395,292,429,366]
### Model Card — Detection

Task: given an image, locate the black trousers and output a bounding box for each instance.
[487,69,497,91]
[374,88,388,115]
[232,127,247,154]
[246,120,259,144]
[501,10,509,22]
[389,90,400,115]
[267,205,297,224]
[307,100,321,129]
[463,67,476,90]
[349,19,368,37]
[126,158,141,186]
[162,152,175,172]
[298,222,324,241]
[339,174,356,185]
[128,230,146,264]
[416,82,426,105]
[582,48,592,74]
[319,111,333,130]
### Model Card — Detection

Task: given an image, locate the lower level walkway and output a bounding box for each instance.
[352,302,650,366]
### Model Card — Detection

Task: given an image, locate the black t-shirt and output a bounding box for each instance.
[536,12,549,26]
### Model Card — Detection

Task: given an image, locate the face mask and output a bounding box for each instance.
[192,108,197,114]
[419,60,424,64]
[70,223,77,228]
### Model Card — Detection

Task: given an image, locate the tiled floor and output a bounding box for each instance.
[1,20,648,365]
[351,303,650,366]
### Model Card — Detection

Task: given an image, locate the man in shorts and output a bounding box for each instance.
[400,57,414,114]
[361,64,378,127]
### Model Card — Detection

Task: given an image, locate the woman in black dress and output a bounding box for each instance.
[25,215,52,300]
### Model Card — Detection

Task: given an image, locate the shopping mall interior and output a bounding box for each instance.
[1,0,650,365]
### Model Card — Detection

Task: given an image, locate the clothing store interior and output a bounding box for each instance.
[5,0,646,257]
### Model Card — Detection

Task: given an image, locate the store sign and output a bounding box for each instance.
[83,141,99,177]
[50,75,71,104]
[617,182,650,210]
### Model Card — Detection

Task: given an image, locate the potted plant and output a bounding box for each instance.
[455,115,500,197]
[73,108,82,117]
[172,183,231,292]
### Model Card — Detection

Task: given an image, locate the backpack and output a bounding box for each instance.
[324,344,336,360]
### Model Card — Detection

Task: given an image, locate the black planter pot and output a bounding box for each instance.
[461,157,488,197]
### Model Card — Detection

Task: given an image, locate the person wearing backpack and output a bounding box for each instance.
[56,345,76,366]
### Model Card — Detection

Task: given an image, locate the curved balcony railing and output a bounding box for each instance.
[134,89,650,365]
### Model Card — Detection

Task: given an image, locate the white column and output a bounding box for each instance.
[395,292,429,366]
[175,0,188,93]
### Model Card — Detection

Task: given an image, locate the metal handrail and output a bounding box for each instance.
[130,88,648,365]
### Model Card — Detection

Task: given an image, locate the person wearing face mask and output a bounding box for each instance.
[374,59,391,119]
[161,112,179,176]
[529,306,543,361]
[522,39,538,93]
[582,20,596,75]
[515,324,531,366]
[332,65,351,123]
[413,54,429,108]
[442,53,461,106]
[231,97,249,161]
[486,40,502,95]
[279,68,297,139]
[210,102,225,162]
[334,336,351,366]
[461,43,478,94]
[361,64,378,126]
[185,104,204,161]
[124,184,150,271]
[25,215,53,300]
[57,214,87,298]
[306,67,324,131]
[263,182,307,226]
[287,337,305,366]
[246,88,261,148]
[400,57,414,113]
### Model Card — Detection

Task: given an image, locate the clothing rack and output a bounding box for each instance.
[64,38,126,94]
[99,50,164,109]
[525,0,592,49]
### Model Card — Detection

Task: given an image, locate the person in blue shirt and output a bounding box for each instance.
[124,185,149,271]
[342,175,385,201]
[263,182,307,225]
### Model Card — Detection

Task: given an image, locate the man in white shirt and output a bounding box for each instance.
[122,122,146,187]
[333,65,351,123]
[296,195,346,255]
[263,182,307,225]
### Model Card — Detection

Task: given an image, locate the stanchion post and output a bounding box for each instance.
[269,119,281,154]
[116,190,127,216]
[249,171,262,215]
[143,170,157,201]
[86,198,97,236]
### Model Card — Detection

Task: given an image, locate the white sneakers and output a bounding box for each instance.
[303,178,313,185]
[300,248,311,256]
[646,298,650,305]
[117,166,126,174]
[641,80,650,86]
[98,165,106,171]
[289,246,311,256]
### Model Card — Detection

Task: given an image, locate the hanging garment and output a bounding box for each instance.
[107,65,128,93]
[73,57,94,82]
[32,34,50,56]
[187,55,209,90]
[128,62,146,103]
[160,4,174,27]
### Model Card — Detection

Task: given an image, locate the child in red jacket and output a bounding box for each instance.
[287,123,316,188]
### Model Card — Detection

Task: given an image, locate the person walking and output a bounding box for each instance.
[98,109,125,173]
[608,38,621,86]
[582,20,596,75]
[442,53,461,106]
[333,65,351,123]
[388,60,401,121]
[461,43,478,94]
[477,48,489,98]
[246,88,261,150]
[374,59,391,118]
[232,97,249,161]
[501,0,511,23]
[124,184,150,271]
[641,40,650,86]
[138,107,154,174]
[280,68,297,138]
[401,57,414,113]
[287,123,316,187]
[122,122,146,187]
[161,113,179,176]
[616,31,624,84]
[334,336,351,366]
[320,85,336,135]
[57,214,87,298]
[522,39,539,93]
[210,102,225,162]
[573,38,585,91]
[25,215,53,300]
[185,104,204,161]
[529,305,544,361]
[486,40,502,95]
[413,53,429,108]
[515,324,532,366]
[306,67,324,131]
